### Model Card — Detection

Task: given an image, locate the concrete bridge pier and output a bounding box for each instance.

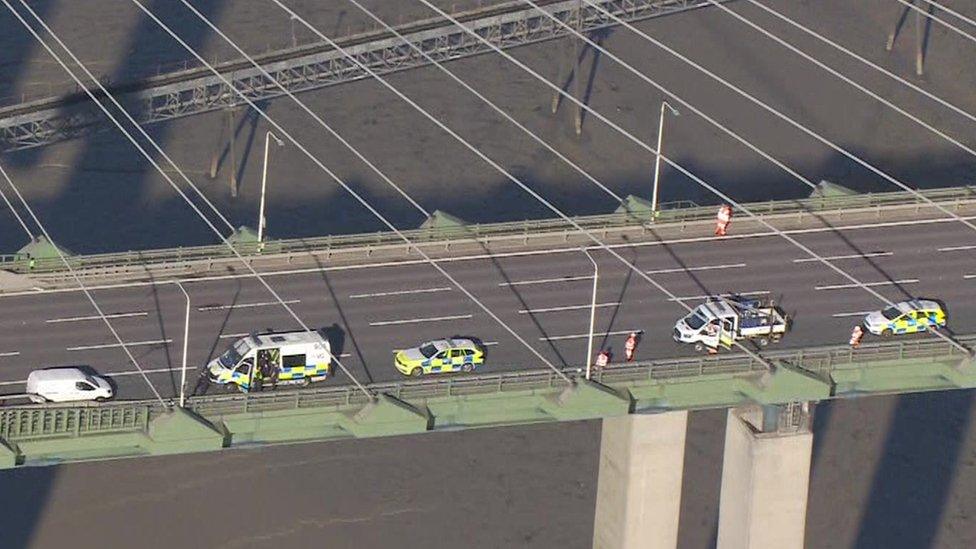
[717,403,814,549]
[592,411,689,549]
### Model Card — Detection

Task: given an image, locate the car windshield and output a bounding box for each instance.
[881,306,902,320]
[85,375,99,386]
[419,343,438,358]
[685,313,706,330]
[219,339,251,368]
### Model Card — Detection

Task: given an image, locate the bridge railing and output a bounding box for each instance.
[0,335,970,443]
[2,186,973,275]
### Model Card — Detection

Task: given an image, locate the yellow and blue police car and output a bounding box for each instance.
[394,338,485,377]
[862,299,946,336]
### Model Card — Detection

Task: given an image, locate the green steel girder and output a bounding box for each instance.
[0,350,974,469]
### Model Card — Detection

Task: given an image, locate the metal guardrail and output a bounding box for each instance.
[0,335,970,443]
[3,186,974,275]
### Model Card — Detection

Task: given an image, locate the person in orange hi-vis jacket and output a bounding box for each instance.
[624,332,639,361]
[715,204,733,236]
[595,349,611,369]
[849,325,864,348]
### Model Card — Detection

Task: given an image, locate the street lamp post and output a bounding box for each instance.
[258,131,284,244]
[582,248,599,380]
[651,101,680,215]
[175,281,190,408]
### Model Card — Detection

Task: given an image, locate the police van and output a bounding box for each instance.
[207,330,332,392]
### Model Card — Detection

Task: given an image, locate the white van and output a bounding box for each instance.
[26,368,113,403]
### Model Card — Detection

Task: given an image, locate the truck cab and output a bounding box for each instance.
[207,330,332,392]
[673,295,788,352]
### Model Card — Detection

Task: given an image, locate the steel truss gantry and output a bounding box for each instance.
[0,0,722,152]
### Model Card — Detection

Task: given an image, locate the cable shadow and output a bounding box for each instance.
[551,27,611,116]
[577,28,610,132]
[853,389,975,548]
[312,254,374,384]
[192,269,242,396]
[145,272,176,396]
[597,238,636,352]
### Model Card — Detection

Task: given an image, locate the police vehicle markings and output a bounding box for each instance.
[792,251,892,263]
[391,341,498,353]
[518,302,620,314]
[369,314,472,327]
[198,299,300,311]
[814,279,919,291]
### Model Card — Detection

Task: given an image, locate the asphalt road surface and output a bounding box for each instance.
[1,212,974,401]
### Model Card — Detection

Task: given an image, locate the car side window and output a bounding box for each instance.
[436,351,449,360]
[75,381,95,391]
[463,349,474,356]
[450,349,463,358]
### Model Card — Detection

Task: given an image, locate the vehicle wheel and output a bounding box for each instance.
[694,343,704,352]
[758,337,769,347]
[461,363,474,373]
[410,367,423,377]
[95,396,109,403]
[302,377,312,387]
[881,328,893,338]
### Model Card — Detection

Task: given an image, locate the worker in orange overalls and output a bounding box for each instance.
[595,349,611,369]
[849,325,864,348]
[624,332,639,362]
[715,204,733,236]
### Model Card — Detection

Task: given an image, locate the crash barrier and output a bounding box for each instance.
[0,335,972,468]
[2,185,974,275]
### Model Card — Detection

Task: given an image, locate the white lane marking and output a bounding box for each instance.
[644,262,746,274]
[46,311,149,324]
[815,279,919,291]
[541,329,639,342]
[964,274,976,279]
[0,351,20,357]
[349,287,451,299]
[832,311,874,318]
[499,275,592,287]
[218,332,249,339]
[369,314,472,327]
[668,290,769,302]
[5,213,974,299]
[66,339,172,351]
[0,394,30,399]
[939,245,976,252]
[793,252,892,263]
[518,302,620,314]
[198,299,300,311]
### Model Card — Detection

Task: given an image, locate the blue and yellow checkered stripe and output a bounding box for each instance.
[278,363,330,380]
[889,310,945,334]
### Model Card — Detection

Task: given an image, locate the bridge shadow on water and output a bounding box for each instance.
[852,389,975,549]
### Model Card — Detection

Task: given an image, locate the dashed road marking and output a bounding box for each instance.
[667,291,769,302]
[518,302,620,314]
[0,351,20,357]
[369,314,472,327]
[793,252,892,263]
[541,330,638,342]
[198,299,300,312]
[499,275,592,287]
[832,311,874,318]
[350,287,451,299]
[815,279,918,291]
[939,245,976,252]
[66,339,172,351]
[645,263,746,274]
[46,311,149,323]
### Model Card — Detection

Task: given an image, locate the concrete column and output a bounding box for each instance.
[717,404,814,549]
[592,411,688,549]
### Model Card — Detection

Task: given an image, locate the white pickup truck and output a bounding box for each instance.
[673,295,789,352]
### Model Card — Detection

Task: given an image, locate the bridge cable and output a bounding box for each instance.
[4,0,377,399]
[156,0,771,367]
[122,0,595,383]
[0,178,32,239]
[738,0,976,127]
[892,0,976,44]
[533,0,976,235]
[705,0,976,162]
[916,0,976,29]
[0,162,167,406]
[350,0,973,354]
